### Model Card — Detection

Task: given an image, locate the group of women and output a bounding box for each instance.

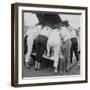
[25,21,80,73]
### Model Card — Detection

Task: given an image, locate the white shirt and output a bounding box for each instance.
[49,29,60,40]
[47,29,61,47]
[39,26,51,37]
[26,25,42,39]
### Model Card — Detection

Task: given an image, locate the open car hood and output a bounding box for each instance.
[36,13,62,26]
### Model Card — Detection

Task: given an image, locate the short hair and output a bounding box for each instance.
[62,20,70,27]
[52,24,60,29]
[35,22,44,29]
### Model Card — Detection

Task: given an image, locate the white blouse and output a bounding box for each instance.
[39,26,51,37]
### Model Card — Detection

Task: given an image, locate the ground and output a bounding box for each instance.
[23,56,80,78]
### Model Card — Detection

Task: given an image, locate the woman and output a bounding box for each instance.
[35,25,51,70]
[60,25,71,72]
[47,25,61,73]
[67,26,79,66]
[25,24,42,68]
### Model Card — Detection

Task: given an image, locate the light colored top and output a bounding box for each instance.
[47,29,61,47]
[48,29,60,40]
[60,27,70,41]
[67,26,77,38]
[26,25,42,39]
[39,26,51,37]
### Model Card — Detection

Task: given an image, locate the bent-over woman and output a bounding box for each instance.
[35,25,51,70]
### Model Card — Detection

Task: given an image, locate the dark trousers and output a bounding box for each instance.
[70,38,79,63]
[35,35,48,62]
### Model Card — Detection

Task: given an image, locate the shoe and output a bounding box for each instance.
[76,61,80,67]
[60,54,64,59]
[25,62,30,69]
[54,67,58,73]
[34,61,38,70]
[34,68,38,70]
[70,63,73,68]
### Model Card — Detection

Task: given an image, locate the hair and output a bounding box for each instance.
[58,22,66,29]
[35,22,44,29]
[62,20,70,27]
[78,27,80,30]
[52,24,60,29]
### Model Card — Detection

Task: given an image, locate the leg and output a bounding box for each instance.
[35,38,41,70]
[59,46,64,59]
[35,36,48,70]
[37,37,48,69]
[77,38,80,52]
[70,40,73,64]
[60,46,66,73]
[34,61,38,70]
[53,46,60,73]
[73,39,79,62]
[65,40,71,71]
[25,37,34,68]
[47,41,50,57]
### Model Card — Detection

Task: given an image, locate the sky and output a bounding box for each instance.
[24,12,81,28]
